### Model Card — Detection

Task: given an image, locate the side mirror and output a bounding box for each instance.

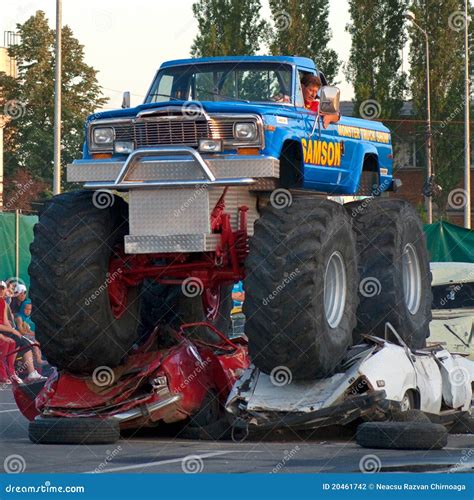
[121,91,131,109]
[319,86,340,115]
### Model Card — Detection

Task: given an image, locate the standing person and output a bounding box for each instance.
[0,281,45,383]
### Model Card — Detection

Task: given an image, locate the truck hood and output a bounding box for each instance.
[89,100,298,122]
[89,100,391,133]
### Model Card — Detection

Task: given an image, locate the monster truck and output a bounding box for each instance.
[30,55,431,380]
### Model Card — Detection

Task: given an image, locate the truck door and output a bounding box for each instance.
[295,75,342,189]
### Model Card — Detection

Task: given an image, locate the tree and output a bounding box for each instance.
[191,0,268,56]
[345,0,408,120]
[268,0,339,83]
[0,11,107,195]
[408,0,466,217]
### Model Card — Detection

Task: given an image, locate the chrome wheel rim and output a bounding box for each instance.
[324,251,346,329]
[400,393,412,412]
[402,243,421,315]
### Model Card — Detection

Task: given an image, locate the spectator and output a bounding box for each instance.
[10,284,27,315]
[0,334,19,384]
[5,280,16,325]
[0,281,45,383]
[5,280,15,305]
[15,299,35,337]
[14,299,43,370]
[231,281,245,315]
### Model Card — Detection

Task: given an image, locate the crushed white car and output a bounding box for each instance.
[226,324,474,444]
[430,262,474,359]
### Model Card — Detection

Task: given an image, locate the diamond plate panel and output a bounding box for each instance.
[129,189,211,236]
[208,187,258,235]
[67,161,123,182]
[67,156,279,183]
[125,234,221,253]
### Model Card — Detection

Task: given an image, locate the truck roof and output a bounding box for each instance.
[160,55,316,72]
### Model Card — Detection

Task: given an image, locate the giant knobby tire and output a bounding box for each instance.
[244,197,359,380]
[356,421,447,450]
[346,199,431,347]
[29,418,120,444]
[30,191,139,373]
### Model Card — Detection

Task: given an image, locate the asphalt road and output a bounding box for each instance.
[1,386,473,474]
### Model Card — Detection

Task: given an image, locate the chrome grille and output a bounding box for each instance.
[114,119,236,147]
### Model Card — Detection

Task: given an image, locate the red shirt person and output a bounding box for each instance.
[301,73,321,113]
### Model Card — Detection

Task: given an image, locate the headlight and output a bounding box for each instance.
[199,139,222,152]
[115,141,134,154]
[234,122,257,141]
[92,127,114,145]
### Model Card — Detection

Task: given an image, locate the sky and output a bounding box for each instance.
[1,0,357,110]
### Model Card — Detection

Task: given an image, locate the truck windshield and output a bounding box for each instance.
[145,63,293,104]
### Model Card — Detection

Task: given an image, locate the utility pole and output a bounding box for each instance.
[464,0,471,229]
[0,117,7,210]
[53,0,62,195]
[404,11,433,223]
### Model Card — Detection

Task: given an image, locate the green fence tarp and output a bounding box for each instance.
[0,212,38,287]
[424,221,474,263]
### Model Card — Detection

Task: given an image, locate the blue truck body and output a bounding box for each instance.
[79,55,393,196]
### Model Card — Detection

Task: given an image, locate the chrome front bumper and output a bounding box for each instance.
[67,147,278,253]
[67,146,279,188]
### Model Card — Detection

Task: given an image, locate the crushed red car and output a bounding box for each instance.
[13,323,249,444]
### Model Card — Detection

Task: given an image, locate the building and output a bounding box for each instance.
[0,41,18,210]
[341,101,473,227]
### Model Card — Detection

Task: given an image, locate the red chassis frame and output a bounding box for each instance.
[108,189,249,319]
[13,323,249,429]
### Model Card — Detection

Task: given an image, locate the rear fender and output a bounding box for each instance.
[347,142,379,193]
